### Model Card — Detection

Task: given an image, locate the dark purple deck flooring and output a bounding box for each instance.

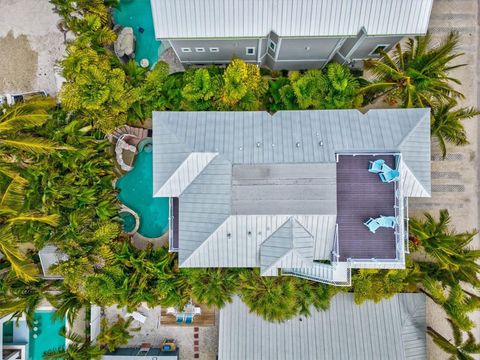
[336,155,396,261]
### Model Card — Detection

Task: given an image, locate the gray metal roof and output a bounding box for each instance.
[152,109,431,269]
[260,218,314,275]
[218,293,426,360]
[151,0,433,39]
[231,163,336,215]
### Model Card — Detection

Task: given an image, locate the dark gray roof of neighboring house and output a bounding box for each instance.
[151,0,433,39]
[218,294,427,360]
[152,109,431,268]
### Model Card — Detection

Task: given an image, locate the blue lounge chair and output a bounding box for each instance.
[379,169,400,183]
[368,159,385,174]
[185,313,193,324]
[378,216,396,228]
[176,313,184,323]
[364,218,381,233]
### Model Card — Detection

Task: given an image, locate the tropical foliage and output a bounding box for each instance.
[409,209,480,288]
[43,328,104,360]
[265,63,361,111]
[361,32,465,108]
[428,319,480,360]
[430,100,480,158]
[96,316,139,352]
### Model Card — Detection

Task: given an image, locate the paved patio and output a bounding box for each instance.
[104,305,218,360]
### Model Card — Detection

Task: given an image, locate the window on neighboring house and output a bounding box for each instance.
[195,47,205,53]
[246,47,256,55]
[369,44,389,56]
[181,48,191,53]
[268,39,277,52]
[209,47,220,52]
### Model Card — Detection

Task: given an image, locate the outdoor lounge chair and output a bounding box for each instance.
[176,313,184,323]
[368,159,385,174]
[364,218,381,233]
[378,216,396,228]
[166,307,176,315]
[379,168,400,183]
[185,313,193,324]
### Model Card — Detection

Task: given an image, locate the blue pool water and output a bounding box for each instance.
[113,0,162,67]
[116,139,169,238]
[29,311,65,360]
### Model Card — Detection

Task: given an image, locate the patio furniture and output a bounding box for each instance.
[377,216,396,228]
[166,307,176,315]
[162,339,177,352]
[364,218,381,233]
[368,159,385,174]
[130,311,147,324]
[185,313,193,324]
[378,164,400,183]
[194,307,202,316]
[176,313,184,323]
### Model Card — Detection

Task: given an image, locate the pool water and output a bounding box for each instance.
[29,311,65,360]
[113,0,162,67]
[116,140,169,238]
[120,211,136,232]
[2,321,13,342]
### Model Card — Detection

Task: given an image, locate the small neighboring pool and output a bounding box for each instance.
[29,311,65,360]
[116,139,169,238]
[120,211,137,233]
[113,0,162,67]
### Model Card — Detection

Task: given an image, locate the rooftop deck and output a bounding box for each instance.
[336,154,397,261]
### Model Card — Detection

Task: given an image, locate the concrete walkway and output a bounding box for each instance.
[419,1,480,359]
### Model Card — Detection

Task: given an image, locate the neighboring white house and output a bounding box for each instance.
[218,294,427,360]
[1,315,29,360]
[152,109,431,285]
[151,0,434,69]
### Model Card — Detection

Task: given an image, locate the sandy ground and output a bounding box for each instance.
[424,1,480,359]
[0,0,65,95]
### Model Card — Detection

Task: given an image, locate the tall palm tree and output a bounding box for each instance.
[422,278,479,331]
[360,32,465,108]
[238,269,299,322]
[43,328,104,360]
[0,175,60,281]
[409,210,479,277]
[96,316,139,352]
[185,268,240,308]
[431,100,480,158]
[428,320,480,360]
[0,97,61,171]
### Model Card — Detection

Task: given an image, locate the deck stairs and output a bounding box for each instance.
[107,125,149,142]
[283,261,351,286]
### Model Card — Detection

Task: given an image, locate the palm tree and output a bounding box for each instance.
[43,328,104,360]
[422,279,479,331]
[409,210,479,278]
[96,316,139,352]
[431,100,480,158]
[0,97,61,178]
[47,285,86,326]
[238,269,299,322]
[0,175,60,281]
[361,32,465,108]
[428,320,480,359]
[185,268,240,308]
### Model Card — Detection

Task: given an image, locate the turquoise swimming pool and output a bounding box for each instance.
[29,311,65,360]
[113,0,162,67]
[116,139,169,238]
